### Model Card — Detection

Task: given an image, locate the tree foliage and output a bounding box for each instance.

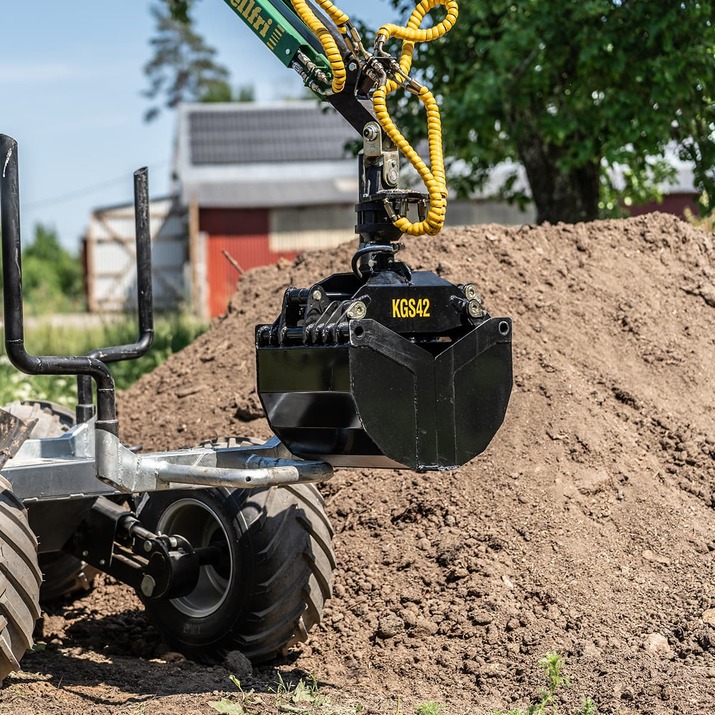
[144,2,231,121]
[147,1,259,119]
[386,0,715,222]
[23,225,84,313]
[0,224,84,314]
[165,0,195,24]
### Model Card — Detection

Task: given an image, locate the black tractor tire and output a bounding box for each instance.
[1,400,95,603]
[137,483,336,663]
[0,476,42,681]
[1,399,74,438]
[37,552,96,603]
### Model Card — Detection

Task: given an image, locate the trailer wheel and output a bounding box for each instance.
[137,483,335,662]
[1,400,95,603]
[37,553,95,602]
[0,476,41,681]
[1,399,74,438]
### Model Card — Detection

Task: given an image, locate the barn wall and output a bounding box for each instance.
[85,197,187,313]
[629,192,700,219]
[201,208,298,317]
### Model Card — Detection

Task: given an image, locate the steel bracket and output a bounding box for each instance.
[95,429,333,493]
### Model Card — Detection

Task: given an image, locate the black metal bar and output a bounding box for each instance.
[65,496,203,600]
[326,63,377,135]
[76,168,154,422]
[0,134,118,435]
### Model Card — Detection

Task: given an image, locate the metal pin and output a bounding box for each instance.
[140,575,156,598]
[467,300,484,319]
[464,284,481,301]
[347,301,367,320]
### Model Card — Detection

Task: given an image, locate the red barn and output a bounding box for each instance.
[175,102,358,318]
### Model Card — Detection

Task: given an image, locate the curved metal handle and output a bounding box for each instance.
[0,134,118,435]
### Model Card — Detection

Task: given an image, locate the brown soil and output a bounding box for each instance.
[2,213,714,715]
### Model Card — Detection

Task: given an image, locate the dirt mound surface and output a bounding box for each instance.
[4,213,714,714]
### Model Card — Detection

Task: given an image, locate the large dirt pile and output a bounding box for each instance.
[115,213,715,713]
[6,213,711,715]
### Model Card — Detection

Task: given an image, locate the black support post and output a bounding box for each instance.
[0,134,119,435]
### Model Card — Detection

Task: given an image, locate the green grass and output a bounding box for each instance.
[208,659,598,715]
[415,703,444,715]
[0,313,207,408]
[208,674,369,715]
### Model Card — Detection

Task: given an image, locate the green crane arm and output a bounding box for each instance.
[221,0,376,134]
[220,0,337,98]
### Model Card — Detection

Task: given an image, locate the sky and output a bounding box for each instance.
[1,0,394,250]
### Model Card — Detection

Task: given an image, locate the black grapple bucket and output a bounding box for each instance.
[255,269,512,471]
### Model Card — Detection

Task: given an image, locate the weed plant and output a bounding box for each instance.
[500,652,598,715]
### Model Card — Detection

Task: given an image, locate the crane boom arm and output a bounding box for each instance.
[220,0,459,237]
[220,0,338,97]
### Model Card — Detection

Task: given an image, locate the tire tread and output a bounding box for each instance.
[0,479,40,681]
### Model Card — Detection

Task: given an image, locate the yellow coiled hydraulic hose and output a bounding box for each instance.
[290,0,458,237]
[374,0,458,236]
[290,0,350,93]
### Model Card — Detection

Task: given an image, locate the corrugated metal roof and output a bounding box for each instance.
[187,102,354,165]
[175,101,359,208]
[185,177,358,208]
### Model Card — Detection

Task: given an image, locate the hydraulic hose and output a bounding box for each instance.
[291,0,458,237]
[375,0,459,50]
[372,83,446,236]
[290,0,349,93]
[373,0,458,236]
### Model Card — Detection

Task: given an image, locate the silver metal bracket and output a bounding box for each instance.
[95,429,333,493]
[362,122,383,157]
[382,151,400,188]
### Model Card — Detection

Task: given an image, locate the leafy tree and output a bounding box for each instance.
[147,2,258,118]
[0,224,84,314]
[23,225,84,313]
[144,2,231,121]
[385,0,715,223]
[165,0,194,24]
[676,100,715,215]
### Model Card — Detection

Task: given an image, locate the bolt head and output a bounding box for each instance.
[312,289,322,301]
[467,300,484,319]
[140,575,156,598]
[363,124,379,141]
[464,283,480,301]
[347,301,367,320]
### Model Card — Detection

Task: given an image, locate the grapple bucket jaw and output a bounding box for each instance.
[256,268,512,471]
[347,316,512,470]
